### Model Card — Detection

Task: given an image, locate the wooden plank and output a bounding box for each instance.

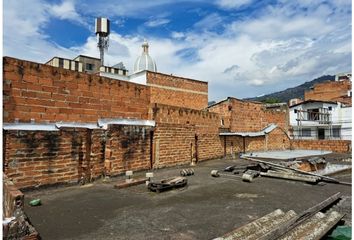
[257,192,342,240]
[114,177,147,189]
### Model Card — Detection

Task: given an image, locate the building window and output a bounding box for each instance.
[59,58,64,68]
[86,63,94,71]
[332,128,341,138]
[301,128,311,137]
[308,108,319,121]
[221,118,224,126]
[328,106,332,111]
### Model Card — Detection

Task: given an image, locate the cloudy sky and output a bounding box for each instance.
[3,0,352,102]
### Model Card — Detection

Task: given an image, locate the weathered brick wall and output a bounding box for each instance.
[224,136,243,158]
[150,104,220,134]
[147,72,208,110]
[4,129,97,189]
[305,80,352,105]
[291,139,351,153]
[262,108,289,131]
[3,57,150,123]
[151,104,224,164]
[90,130,106,178]
[153,123,196,168]
[3,175,24,218]
[196,134,224,161]
[207,102,232,129]
[105,125,152,176]
[245,136,266,152]
[3,176,40,239]
[4,125,154,189]
[267,128,291,150]
[208,98,289,132]
[222,128,291,158]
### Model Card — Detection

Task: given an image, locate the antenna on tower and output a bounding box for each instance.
[95,17,110,67]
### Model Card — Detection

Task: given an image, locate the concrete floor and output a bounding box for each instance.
[24,156,351,240]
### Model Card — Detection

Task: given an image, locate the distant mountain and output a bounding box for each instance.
[246,75,335,103]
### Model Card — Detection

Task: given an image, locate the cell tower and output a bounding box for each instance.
[95,17,110,67]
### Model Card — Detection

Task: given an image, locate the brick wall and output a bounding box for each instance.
[3,57,150,123]
[3,175,24,218]
[222,128,291,158]
[104,125,152,176]
[153,123,196,168]
[150,104,220,134]
[3,175,40,239]
[305,80,352,105]
[291,139,351,153]
[151,103,290,164]
[208,102,232,130]
[151,104,224,164]
[147,71,208,110]
[208,98,289,132]
[3,125,153,189]
[4,129,97,189]
[267,128,291,150]
[196,133,224,161]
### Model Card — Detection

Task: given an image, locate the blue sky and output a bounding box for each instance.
[3,0,352,101]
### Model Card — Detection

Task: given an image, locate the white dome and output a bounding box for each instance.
[133,40,157,73]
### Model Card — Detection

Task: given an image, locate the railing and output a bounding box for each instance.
[296,110,331,124]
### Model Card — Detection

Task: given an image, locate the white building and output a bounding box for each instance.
[289,100,352,140]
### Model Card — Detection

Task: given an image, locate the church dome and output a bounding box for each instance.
[133,40,157,73]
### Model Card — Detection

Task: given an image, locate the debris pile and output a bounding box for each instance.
[283,157,327,172]
[215,192,344,240]
[3,209,39,239]
[211,157,351,186]
[148,177,187,193]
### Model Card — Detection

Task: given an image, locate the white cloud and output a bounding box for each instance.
[194,13,224,31]
[145,18,170,27]
[3,0,352,101]
[3,0,75,62]
[171,31,185,39]
[49,0,88,27]
[216,0,253,9]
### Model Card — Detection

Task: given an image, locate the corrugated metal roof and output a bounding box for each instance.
[219,124,277,137]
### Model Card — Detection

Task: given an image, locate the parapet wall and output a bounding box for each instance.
[153,123,196,168]
[304,80,352,105]
[291,139,351,153]
[150,103,220,134]
[3,57,150,123]
[223,128,291,158]
[147,71,208,110]
[4,125,153,189]
[208,98,289,132]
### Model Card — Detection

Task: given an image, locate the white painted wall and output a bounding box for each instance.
[129,71,147,85]
[289,102,352,140]
[334,106,352,140]
[99,72,130,81]
[289,102,337,126]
